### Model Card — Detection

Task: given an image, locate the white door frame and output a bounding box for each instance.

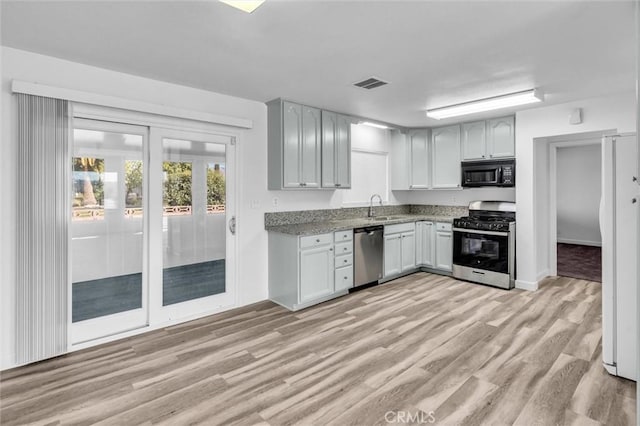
[69,104,241,351]
[547,135,603,277]
[149,126,237,325]
[69,118,151,345]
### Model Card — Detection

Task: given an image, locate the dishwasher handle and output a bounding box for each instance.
[354,225,384,234]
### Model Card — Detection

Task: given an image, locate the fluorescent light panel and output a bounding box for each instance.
[360,121,389,129]
[219,0,265,13]
[426,89,543,120]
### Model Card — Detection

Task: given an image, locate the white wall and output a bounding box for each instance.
[515,92,635,288]
[556,144,602,246]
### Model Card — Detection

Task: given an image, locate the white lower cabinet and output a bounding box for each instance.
[299,244,335,303]
[435,223,453,271]
[384,222,416,278]
[416,221,452,272]
[416,221,435,267]
[384,234,402,277]
[269,230,353,311]
[401,231,416,271]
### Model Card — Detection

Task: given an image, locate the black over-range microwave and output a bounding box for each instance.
[461,159,515,187]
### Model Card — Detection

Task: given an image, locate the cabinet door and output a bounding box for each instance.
[321,110,337,188]
[300,245,334,303]
[282,101,303,188]
[301,106,322,188]
[432,125,461,188]
[408,130,430,188]
[401,231,416,271]
[462,121,487,161]
[487,116,515,158]
[415,222,424,264]
[384,234,402,277]
[436,231,452,271]
[335,266,353,292]
[417,221,435,267]
[390,131,410,190]
[335,114,352,188]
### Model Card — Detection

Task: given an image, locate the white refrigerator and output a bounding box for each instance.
[600,133,637,381]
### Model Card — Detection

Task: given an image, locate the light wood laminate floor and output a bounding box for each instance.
[0,273,636,425]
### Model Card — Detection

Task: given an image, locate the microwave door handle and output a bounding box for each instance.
[497,166,503,183]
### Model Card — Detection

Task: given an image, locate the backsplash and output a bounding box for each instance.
[409,204,468,217]
[264,204,467,227]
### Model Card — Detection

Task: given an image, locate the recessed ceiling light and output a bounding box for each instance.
[426,89,544,120]
[219,0,265,13]
[360,121,389,130]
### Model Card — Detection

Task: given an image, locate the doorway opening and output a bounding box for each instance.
[555,143,602,282]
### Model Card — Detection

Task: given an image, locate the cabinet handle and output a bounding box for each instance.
[329,248,333,251]
[344,259,348,263]
[344,276,348,279]
[316,239,320,242]
[335,183,341,187]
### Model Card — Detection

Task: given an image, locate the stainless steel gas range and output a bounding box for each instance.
[452,201,516,289]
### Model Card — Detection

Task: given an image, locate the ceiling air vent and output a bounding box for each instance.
[353,77,388,90]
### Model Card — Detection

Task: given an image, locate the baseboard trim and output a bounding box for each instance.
[515,279,539,291]
[557,238,602,247]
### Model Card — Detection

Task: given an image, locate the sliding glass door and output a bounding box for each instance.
[149,128,235,322]
[70,119,149,344]
[70,119,236,344]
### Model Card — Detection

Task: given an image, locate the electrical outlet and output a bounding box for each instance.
[272,197,279,207]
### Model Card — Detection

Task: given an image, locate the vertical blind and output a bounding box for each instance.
[16,94,70,364]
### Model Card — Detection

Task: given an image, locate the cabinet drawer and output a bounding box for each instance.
[334,230,353,242]
[335,266,353,291]
[300,233,333,249]
[436,222,452,232]
[385,222,415,235]
[335,241,353,255]
[335,253,353,268]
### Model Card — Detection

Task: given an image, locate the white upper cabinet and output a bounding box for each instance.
[268,99,350,190]
[462,121,487,161]
[486,116,515,158]
[461,116,515,161]
[408,129,430,189]
[432,125,461,188]
[268,99,321,189]
[300,106,322,187]
[322,111,351,188]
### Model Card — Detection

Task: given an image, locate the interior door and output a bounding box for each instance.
[149,128,236,323]
[70,119,149,344]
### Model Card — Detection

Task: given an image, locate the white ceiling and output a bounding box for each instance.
[1,0,636,127]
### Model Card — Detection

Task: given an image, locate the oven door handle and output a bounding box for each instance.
[453,227,510,237]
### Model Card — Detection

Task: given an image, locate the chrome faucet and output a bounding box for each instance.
[368,194,383,217]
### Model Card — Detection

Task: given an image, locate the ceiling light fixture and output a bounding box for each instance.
[359,121,389,130]
[426,89,544,120]
[219,0,265,13]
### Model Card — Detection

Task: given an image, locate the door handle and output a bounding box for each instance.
[228,216,236,235]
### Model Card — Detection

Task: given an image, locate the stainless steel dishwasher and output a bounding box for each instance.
[353,225,384,288]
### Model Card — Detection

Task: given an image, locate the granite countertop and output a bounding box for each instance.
[265,214,459,236]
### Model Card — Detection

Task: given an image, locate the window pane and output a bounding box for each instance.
[163,161,192,216]
[125,160,143,218]
[72,157,105,221]
[71,128,144,322]
[162,139,226,306]
[207,162,226,214]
